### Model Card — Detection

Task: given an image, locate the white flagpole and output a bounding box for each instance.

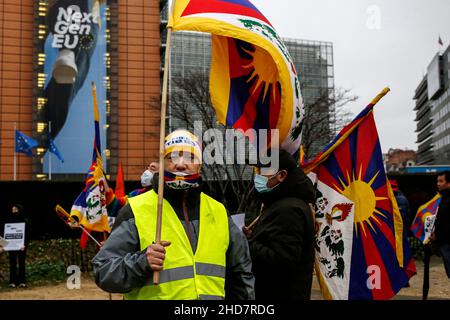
[49,121,52,181]
[14,122,17,181]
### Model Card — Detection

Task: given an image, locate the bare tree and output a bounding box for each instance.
[301,88,357,160]
[170,71,257,214]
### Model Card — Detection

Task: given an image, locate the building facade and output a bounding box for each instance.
[414,44,450,165]
[0,0,162,181]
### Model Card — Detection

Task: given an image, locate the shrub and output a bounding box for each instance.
[0,238,98,289]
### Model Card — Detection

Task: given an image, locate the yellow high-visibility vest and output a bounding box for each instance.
[124,190,229,300]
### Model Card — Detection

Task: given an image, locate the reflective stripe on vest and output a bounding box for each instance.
[125,190,229,300]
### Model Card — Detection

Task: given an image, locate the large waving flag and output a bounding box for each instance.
[304,88,416,300]
[15,130,38,157]
[168,0,304,155]
[410,194,441,244]
[70,83,110,242]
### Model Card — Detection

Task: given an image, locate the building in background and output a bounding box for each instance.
[414,43,450,165]
[0,0,161,181]
[284,38,335,156]
[384,148,417,173]
[169,32,335,157]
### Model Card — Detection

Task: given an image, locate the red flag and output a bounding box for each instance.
[115,161,125,198]
[80,229,91,250]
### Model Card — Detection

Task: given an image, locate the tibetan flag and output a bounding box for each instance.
[48,137,64,163]
[410,194,441,244]
[305,88,416,300]
[15,130,38,157]
[70,83,110,242]
[115,161,125,198]
[168,0,304,155]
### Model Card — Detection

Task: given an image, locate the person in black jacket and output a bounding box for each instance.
[433,171,450,278]
[245,149,316,300]
[4,204,30,288]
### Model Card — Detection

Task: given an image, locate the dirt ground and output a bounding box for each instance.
[0,256,448,300]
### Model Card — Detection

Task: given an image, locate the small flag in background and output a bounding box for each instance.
[48,138,64,163]
[15,130,38,156]
[410,193,441,245]
[439,36,444,46]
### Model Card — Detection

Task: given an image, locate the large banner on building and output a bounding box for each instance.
[41,0,108,174]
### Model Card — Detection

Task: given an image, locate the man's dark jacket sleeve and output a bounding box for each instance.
[435,196,450,245]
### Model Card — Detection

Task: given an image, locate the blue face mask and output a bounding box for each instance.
[254,174,277,193]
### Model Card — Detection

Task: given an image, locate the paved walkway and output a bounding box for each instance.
[0,256,448,300]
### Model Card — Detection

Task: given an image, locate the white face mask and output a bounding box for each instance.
[140,170,153,187]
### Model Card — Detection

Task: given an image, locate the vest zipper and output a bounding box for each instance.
[183,190,199,298]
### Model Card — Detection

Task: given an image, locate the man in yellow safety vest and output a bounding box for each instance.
[92,129,255,300]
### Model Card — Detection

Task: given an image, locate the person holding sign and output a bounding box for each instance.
[3,204,30,288]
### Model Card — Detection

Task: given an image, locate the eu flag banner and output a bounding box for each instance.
[48,138,64,163]
[168,0,304,155]
[410,194,441,244]
[70,83,110,237]
[304,88,416,300]
[15,130,38,157]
